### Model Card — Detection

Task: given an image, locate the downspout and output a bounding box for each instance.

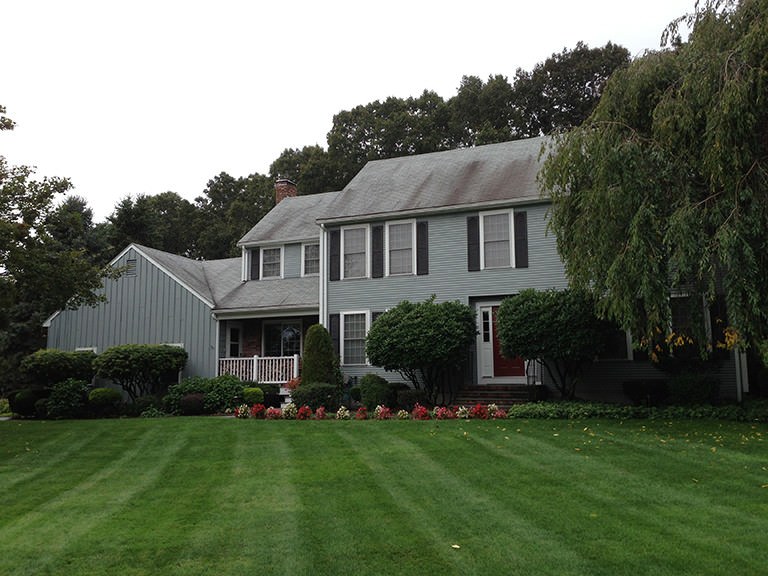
[212,312,221,377]
[319,223,328,327]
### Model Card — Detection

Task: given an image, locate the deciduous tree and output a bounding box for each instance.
[539,0,768,362]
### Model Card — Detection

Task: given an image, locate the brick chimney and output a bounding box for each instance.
[275,178,297,204]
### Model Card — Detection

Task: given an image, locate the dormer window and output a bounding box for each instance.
[247,246,283,280]
[261,247,282,278]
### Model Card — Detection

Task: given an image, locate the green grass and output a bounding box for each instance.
[1,417,766,575]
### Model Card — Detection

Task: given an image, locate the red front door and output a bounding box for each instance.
[491,306,525,377]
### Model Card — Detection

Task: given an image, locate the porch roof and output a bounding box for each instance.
[212,275,319,316]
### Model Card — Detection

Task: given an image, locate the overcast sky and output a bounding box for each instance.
[3,0,695,221]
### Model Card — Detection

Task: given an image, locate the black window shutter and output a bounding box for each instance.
[467,215,480,272]
[371,224,384,278]
[514,211,528,268]
[372,311,384,325]
[416,220,429,275]
[250,249,260,280]
[329,314,340,356]
[329,229,340,281]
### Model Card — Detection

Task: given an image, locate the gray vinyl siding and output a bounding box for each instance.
[46,247,218,378]
[327,203,566,314]
[326,203,567,380]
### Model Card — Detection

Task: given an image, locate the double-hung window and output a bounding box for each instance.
[303,243,319,276]
[482,212,511,268]
[468,209,528,271]
[387,221,415,275]
[261,247,282,278]
[342,312,368,365]
[343,226,367,279]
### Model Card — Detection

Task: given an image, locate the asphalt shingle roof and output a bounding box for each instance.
[319,136,548,223]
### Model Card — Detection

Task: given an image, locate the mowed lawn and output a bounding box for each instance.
[1,417,766,575]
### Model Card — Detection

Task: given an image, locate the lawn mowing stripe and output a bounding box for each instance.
[456,419,767,575]
[168,420,309,575]
[0,420,190,575]
[334,422,592,576]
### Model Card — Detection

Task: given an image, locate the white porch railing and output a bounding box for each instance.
[218,355,300,384]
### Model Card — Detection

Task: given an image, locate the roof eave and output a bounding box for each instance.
[316,194,548,226]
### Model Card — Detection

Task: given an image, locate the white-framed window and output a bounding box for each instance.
[226,323,243,358]
[342,226,368,279]
[261,247,283,279]
[342,311,369,365]
[386,220,415,276]
[302,243,320,276]
[480,210,512,269]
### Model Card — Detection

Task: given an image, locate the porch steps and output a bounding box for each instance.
[454,385,532,408]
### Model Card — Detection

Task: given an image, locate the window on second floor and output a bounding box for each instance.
[387,221,415,275]
[467,209,528,271]
[303,243,320,276]
[342,226,367,279]
[261,247,282,278]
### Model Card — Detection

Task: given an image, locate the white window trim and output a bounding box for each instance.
[341,225,369,280]
[260,245,284,279]
[385,219,416,276]
[479,209,515,270]
[302,242,320,277]
[341,310,370,366]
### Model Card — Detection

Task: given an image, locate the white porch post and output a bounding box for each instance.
[254,355,259,383]
[293,354,300,379]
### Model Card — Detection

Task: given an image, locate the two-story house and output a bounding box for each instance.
[44,137,750,402]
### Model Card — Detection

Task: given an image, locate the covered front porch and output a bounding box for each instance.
[216,315,317,385]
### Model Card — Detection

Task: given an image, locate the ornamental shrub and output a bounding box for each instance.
[167,377,209,414]
[365,296,476,405]
[88,387,123,418]
[47,379,91,419]
[395,388,427,412]
[11,388,50,417]
[203,374,244,413]
[291,383,340,411]
[243,387,264,405]
[20,349,96,387]
[179,393,205,416]
[359,373,393,411]
[667,372,719,406]
[302,324,342,388]
[0,398,9,415]
[94,344,188,402]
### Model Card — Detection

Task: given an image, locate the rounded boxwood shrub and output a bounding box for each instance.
[243,387,264,405]
[179,393,205,416]
[88,387,123,417]
[47,379,91,420]
[20,349,96,387]
[203,374,245,413]
[359,373,393,410]
[10,388,50,418]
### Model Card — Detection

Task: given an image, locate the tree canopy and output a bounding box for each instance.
[0,108,117,393]
[539,0,768,363]
[365,296,477,404]
[496,289,609,399]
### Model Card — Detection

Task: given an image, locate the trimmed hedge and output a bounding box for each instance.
[359,373,393,410]
[88,387,123,417]
[46,379,91,420]
[94,344,188,402]
[243,387,264,405]
[20,349,96,387]
[291,383,341,411]
[167,374,244,414]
